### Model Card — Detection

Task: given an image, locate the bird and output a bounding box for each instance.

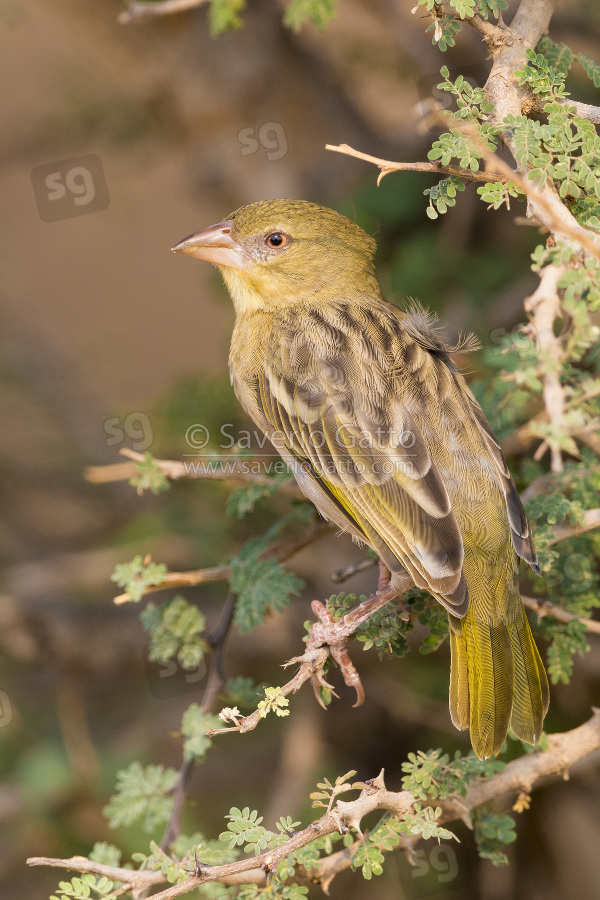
[172,198,549,759]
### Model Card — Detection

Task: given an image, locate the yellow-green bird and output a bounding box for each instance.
[173,199,549,759]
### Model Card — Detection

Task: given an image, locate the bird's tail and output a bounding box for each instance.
[448,605,549,759]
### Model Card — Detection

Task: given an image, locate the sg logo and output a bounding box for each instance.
[31,154,110,222]
[144,651,207,701]
[238,122,288,161]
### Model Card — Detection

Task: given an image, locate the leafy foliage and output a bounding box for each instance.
[226,472,291,518]
[283,0,339,31]
[208,0,246,36]
[141,596,207,669]
[111,555,167,603]
[219,807,300,855]
[474,812,517,866]
[577,52,600,89]
[229,516,306,633]
[424,175,466,219]
[129,452,170,495]
[50,875,120,900]
[401,748,504,801]
[103,762,178,831]
[181,706,223,762]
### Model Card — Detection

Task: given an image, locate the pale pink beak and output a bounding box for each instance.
[171,220,251,270]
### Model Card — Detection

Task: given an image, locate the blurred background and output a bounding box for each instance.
[2,0,600,898]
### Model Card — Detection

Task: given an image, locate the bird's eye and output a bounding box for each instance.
[265,232,288,249]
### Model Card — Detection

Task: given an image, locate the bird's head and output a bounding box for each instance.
[172,199,381,315]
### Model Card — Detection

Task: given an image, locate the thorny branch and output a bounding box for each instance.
[113,519,332,604]
[160,593,237,851]
[28,711,600,897]
[325,144,503,185]
[524,263,570,471]
[86,448,302,497]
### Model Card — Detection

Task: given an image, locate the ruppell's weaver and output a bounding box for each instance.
[173,199,549,759]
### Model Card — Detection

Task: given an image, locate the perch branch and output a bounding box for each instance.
[119,0,208,24]
[86,448,302,497]
[28,711,600,897]
[524,263,570,472]
[325,144,502,185]
[113,520,333,604]
[522,595,600,635]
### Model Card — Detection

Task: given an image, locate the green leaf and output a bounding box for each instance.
[423,175,466,218]
[474,812,517,865]
[225,472,291,518]
[111,555,168,603]
[208,0,246,36]
[103,762,178,832]
[88,842,122,867]
[140,596,207,669]
[129,452,170,496]
[283,0,339,31]
[181,705,223,762]
[577,51,600,88]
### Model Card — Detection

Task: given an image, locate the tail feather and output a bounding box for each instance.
[508,614,550,745]
[449,607,547,759]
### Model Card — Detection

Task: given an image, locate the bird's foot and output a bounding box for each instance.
[304,583,403,707]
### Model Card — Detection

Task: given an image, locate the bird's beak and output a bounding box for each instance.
[171,220,251,270]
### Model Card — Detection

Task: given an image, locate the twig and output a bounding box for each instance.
[332,556,378,584]
[325,144,502,185]
[522,595,600,635]
[500,410,548,457]
[524,263,571,472]
[435,0,508,49]
[113,520,332,604]
[160,594,237,850]
[86,448,302,497]
[119,0,208,24]
[28,710,600,896]
[547,507,600,546]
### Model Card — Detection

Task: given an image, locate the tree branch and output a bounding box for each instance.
[28,711,600,897]
[119,0,209,24]
[113,520,333,604]
[523,263,571,472]
[86,448,302,497]
[160,593,237,851]
[435,0,509,49]
[325,143,503,185]
[522,595,600,635]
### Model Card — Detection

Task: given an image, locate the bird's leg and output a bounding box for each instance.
[305,576,411,706]
[378,559,392,592]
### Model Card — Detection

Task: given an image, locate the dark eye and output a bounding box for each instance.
[265,232,288,249]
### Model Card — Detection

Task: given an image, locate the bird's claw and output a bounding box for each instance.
[305,599,366,707]
[311,667,339,709]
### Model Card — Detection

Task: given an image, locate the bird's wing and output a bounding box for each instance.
[238,299,487,616]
